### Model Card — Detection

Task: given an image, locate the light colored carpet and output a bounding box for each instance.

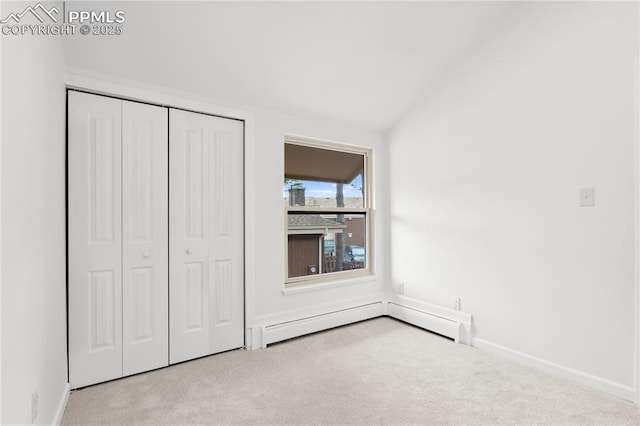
[62,317,640,425]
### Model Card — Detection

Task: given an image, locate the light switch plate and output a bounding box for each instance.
[580,188,595,207]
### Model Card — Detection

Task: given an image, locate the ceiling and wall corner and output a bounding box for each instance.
[62,1,515,133]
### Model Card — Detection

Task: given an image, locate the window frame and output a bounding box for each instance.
[284,135,373,287]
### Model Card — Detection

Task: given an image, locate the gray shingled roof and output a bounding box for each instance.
[288,214,346,230]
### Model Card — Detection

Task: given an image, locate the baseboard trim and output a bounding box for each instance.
[387,300,472,344]
[472,338,636,402]
[260,302,384,348]
[52,382,70,425]
[251,295,635,402]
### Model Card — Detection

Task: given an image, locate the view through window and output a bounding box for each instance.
[284,140,370,284]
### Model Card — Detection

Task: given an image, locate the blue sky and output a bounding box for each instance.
[284,175,364,198]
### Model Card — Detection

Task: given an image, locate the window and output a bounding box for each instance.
[284,136,371,285]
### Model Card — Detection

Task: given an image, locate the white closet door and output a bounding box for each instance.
[121,101,169,376]
[68,91,123,388]
[169,109,244,364]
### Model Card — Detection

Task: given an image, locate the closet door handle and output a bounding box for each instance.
[186,249,192,255]
[143,252,151,259]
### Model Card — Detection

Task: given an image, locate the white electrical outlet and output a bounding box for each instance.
[454,297,461,311]
[398,283,405,294]
[32,391,38,423]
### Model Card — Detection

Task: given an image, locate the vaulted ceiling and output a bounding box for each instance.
[63,1,516,131]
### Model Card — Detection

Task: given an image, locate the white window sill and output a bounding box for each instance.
[283,273,375,295]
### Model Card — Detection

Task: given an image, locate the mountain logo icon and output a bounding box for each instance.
[1,2,59,24]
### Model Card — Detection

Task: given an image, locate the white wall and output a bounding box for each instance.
[249,107,389,326]
[1,3,69,423]
[388,2,638,398]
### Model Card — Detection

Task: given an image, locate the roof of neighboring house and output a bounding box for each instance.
[287,214,346,230]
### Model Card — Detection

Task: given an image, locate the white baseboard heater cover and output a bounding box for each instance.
[387,302,470,344]
[260,302,384,348]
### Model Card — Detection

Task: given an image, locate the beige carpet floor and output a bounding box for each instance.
[62,317,640,425]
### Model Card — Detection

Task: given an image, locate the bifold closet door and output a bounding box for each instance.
[68,91,169,388]
[69,92,123,388]
[121,101,169,377]
[169,109,244,364]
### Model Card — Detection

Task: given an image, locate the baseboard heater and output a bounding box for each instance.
[387,302,469,344]
[260,302,384,348]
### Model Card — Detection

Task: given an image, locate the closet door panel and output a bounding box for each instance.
[122,101,169,376]
[68,91,123,388]
[169,110,211,363]
[169,109,244,364]
[208,122,244,353]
